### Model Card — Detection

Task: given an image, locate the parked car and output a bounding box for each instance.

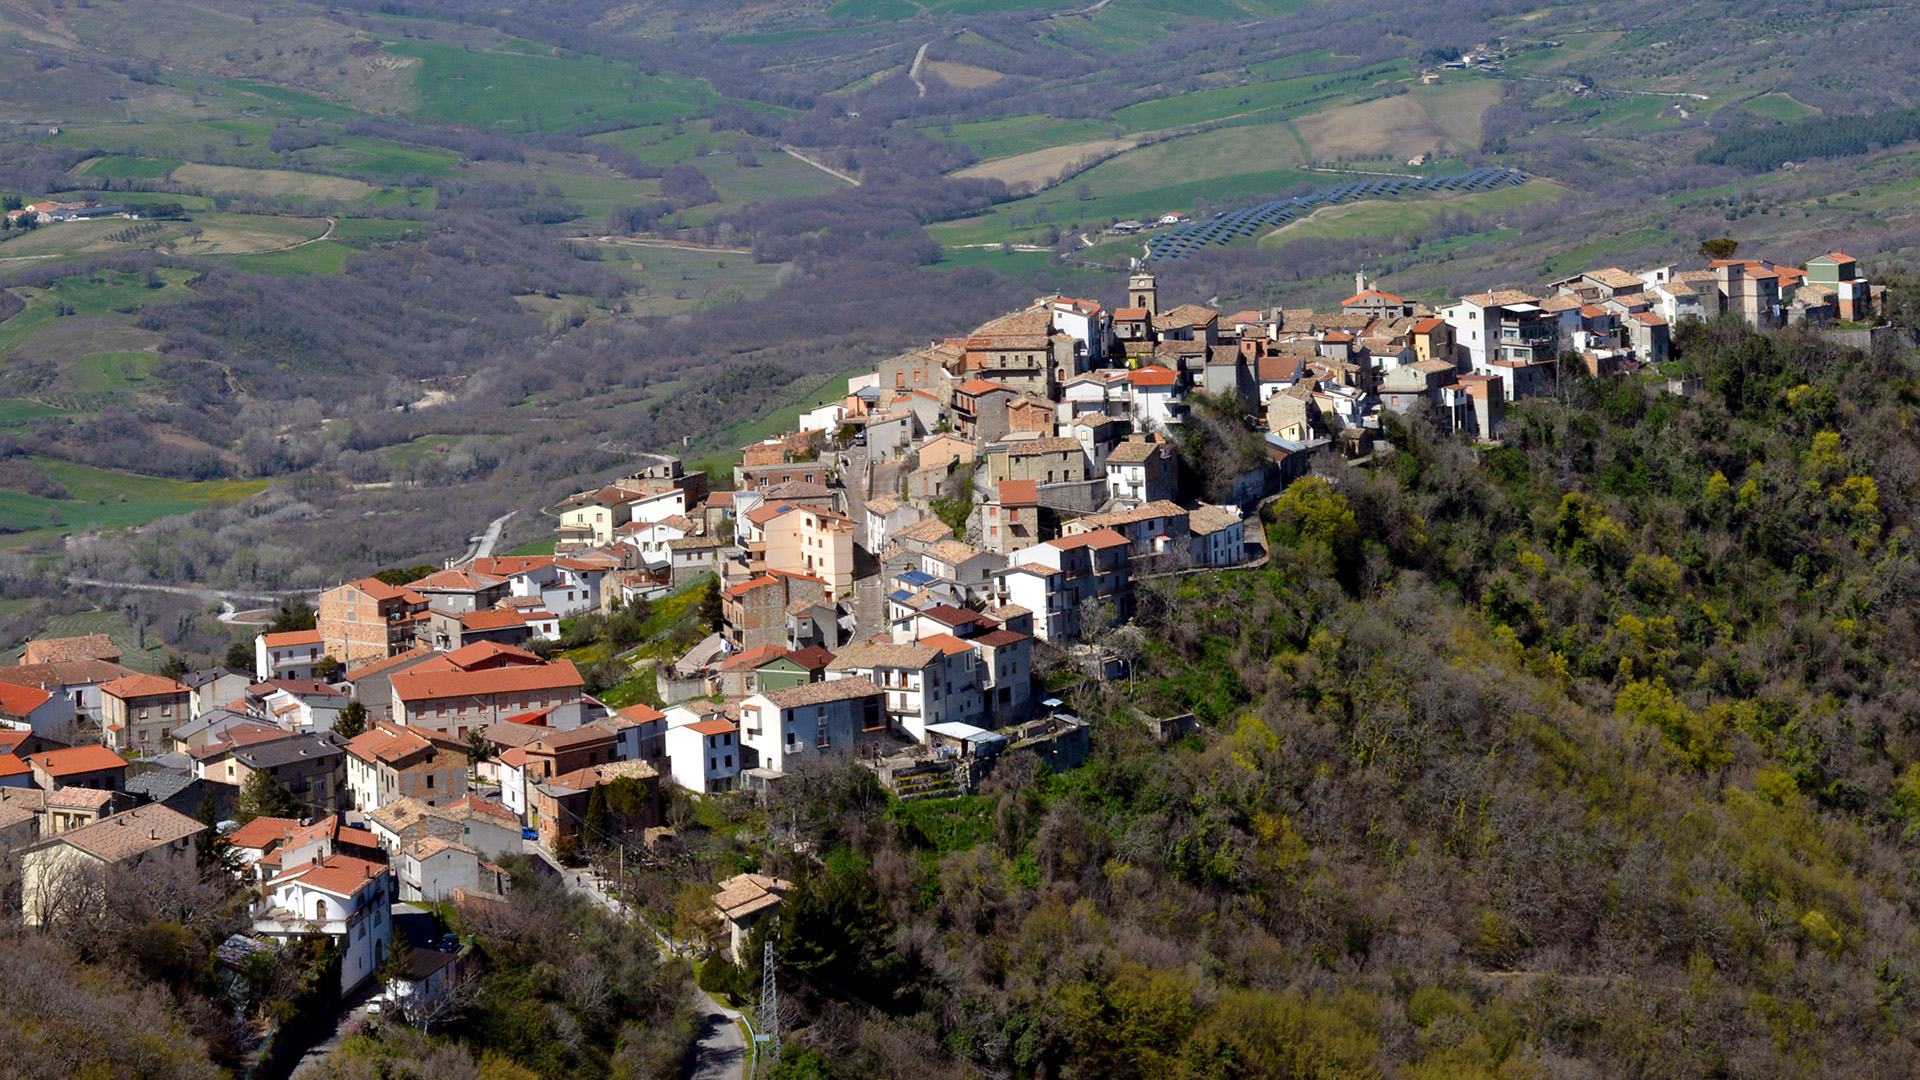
[521,826,539,840]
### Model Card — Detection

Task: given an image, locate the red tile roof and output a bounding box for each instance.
[227,816,301,851]
[260,630,323,647]
[1126,366,1178,387]
[344,647,435,681]
[686,717,737,736]
[0,753,27,779]
[271,853,388,898]
[0,682,52,716]
[1049,527,1129,550]
[460,608,528,631]
[1341,288,1403,306]
[998,479,1039,507]
[29,743,128,777]
[391,660,583,702]
[100,673,190,700]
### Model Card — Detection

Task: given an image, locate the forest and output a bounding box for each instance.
[575,317,1920,1080]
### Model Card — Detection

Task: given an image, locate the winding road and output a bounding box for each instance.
[460,510,516,563]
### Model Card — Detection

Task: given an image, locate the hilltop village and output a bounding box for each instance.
[0,246,1887,999]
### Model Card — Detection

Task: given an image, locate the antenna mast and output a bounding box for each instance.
[761,939,781,1068]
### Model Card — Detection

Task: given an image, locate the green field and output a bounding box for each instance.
[80,155,183,180]
[230,240,353,274]
[609,244,792,316]
[1259,180,1563,245]
[1539,227,1676,278]
[0,458,269,550]
[0,270,194,358]
[1744,92,1819,122]
[0,400,75,425]
[1110,60,1402,132]
[221,79,364,119]
[685,370,863,477]
[387,41,716,130]
[922,115,1118,159]
[29,610,173,674]
[931,161,1316,247]
[379,434,473,467]
[828,0,919,16]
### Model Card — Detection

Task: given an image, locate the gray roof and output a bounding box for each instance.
[183,667,251,690]
[125,769,197,802]
[231,734,344,769]
[170,707,256,742]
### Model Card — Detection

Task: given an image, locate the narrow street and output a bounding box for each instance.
[531,847,752,1080]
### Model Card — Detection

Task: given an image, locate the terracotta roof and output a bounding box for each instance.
[1125,366,1179,387]
[1584,267,1644,289]
[270,853,388,898]
[893,519,954,544]
[392,660,582,702]
[337,577,422,604]
[918,632,975,657]
[46,786,114,810]
[721,643,793,671]
[957,379,1014,395]
[260,630,323,647]
[227,816,301,851]
[1050,528,1129,551]
[343,725,435,766]
[443,794,515,821]
[786,645,836,670]
[0,753,26,779]
[250,678,344,698]
[460,608,528,631]
[1457,290,1539,307]
[100,673,190,700]
[22,634,120,664]
[1114,307,1149,319]
[1579,304,1607,318]
[0,658,135,690]
[409,568,505,592]
[1188,504,1245,535]
[0,682,52,716]
[985,479,1036,509]
[439,641,543,670]
[42,804,203,862]
[1072,500,1187,531]
[1107,439,1167,463]
[1341,288,1403,306]
[1007,437,1085,456]
[924,539,985,565]
[1633,311,1668,326]
[29,744,127,776]
[1152,303,1219,329]
[714,872,791,921]
[827,643,938,671]
[407,836,477,861]
[758,676,883,708]
[344,647,435,681]
[686,717,737,736]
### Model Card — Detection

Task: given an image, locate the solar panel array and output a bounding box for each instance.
[1142,167,1528,261]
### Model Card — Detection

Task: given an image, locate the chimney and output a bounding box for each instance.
[1355,271,1367,296]
[149,827,157,839]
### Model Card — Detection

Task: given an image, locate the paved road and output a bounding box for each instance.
[530,847,751,1080]
[458,510,518,564]
[65,576,303,604]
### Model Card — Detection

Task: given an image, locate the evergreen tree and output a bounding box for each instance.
[584,784,611,849]
[699,576,723,631]
[334,700,368,740]
[235,769,303,824]
[268,601,317,633]
[464,728,493,767]
[193,784,240,876]
[223,640,253,671]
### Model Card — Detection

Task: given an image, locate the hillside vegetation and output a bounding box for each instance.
[708,318,1920,1079]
